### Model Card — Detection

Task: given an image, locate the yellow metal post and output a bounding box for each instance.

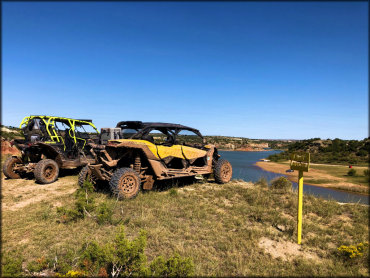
[297,170,304,244]
[290,152,310,245]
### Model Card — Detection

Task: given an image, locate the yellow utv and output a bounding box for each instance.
[79,121,232,199]
[3,116,99,184]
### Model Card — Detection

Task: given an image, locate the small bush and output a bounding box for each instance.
[112,226,148,276]
[75,225,194,277]
[1,250,23,277]
[27,256,50,273]
[57,181,117,225]
[149,253,194,277]
[364,169,370,181]
[96,203,114,225]
[168,188,178,197]
[347,169,357,176]
[337,242,369,259]
[74,180,96,214]
[57,181,96,223]
[52,249,79,275]
[255,177,268,188]
[79,241,113,275]
[270,177,292,192]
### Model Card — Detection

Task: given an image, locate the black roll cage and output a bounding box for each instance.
[116,121,204,144]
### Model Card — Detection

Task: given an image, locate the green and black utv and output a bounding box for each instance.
[3,116,100,184]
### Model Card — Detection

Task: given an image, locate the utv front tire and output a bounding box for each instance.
[34,159,59,184]
[3,156,22,179]
[109,168,141,199]
[214,159,232,184]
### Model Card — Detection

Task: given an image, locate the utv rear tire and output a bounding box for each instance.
[78,165,96,187]
[214,159,232,184]
[34,159,59,184]
[3,156,22,179]
[109,168,141,199]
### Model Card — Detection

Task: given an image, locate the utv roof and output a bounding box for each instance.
[116,121,200,133]
[28,115,93,123]
[20,115,97,130]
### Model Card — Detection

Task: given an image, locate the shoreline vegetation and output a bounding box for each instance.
[266,138,369,166]
[2,175,369,276]
[219,148,272,152]
[256,161,369,195]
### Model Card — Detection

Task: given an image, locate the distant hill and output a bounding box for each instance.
[267,138,370,165]
[1,125,23,140]
[203,136,291,151]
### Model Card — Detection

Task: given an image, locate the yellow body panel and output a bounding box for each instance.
[110,139,207,160]
[111,139,159,158]
[157,145,184,160]
[181,146,207,160]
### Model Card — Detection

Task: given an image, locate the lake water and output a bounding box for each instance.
[220,150,369,205]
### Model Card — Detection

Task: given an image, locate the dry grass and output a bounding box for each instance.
[1,174,369,276]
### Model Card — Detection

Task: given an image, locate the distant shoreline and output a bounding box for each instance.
[219,148,276,152]
[255,161,369,196]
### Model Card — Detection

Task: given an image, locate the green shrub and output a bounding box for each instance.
[57,206,83,223]
[79,241,113,275]
[75,225,194,277]
[255,177,268,188]
[53,249,78,275]
[347,169,357,176]
[112,226,148,276]
[27,261,43,273]
[1,250,23,277]
[168,188,178,197]
[27,256,50,273]
[57,181,96,223]
[149,253,194,277]
[270,177,292,192]
[74,180,96,214]
[57,181,117,225]
[96,202,114,225]
[364,169,370,181]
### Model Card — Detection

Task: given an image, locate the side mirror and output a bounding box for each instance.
[203,138,207,144]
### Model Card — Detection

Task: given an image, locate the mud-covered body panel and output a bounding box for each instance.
[107,139,208,161]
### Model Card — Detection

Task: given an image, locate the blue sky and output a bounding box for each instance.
[2,2,368,139]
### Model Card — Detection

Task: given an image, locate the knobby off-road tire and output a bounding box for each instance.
[3,156,22,179]
[214,159,232,184]
[34,159,59,184]
[78,165,96,187]
[109,168,141,199]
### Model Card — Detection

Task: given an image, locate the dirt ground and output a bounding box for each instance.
[1,174,78,211]
[256,161,369,194]
[1,139,21,155]
[258,237,319,262]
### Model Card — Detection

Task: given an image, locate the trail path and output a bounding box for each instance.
[1,174,78,211]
